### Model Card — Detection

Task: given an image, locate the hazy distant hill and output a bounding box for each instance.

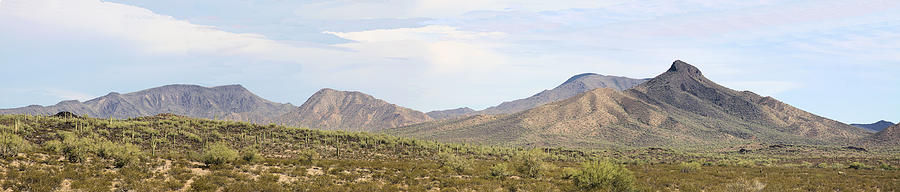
[275,88,432,131]
[851,120,895,132]
[0,84,296,122]
[426,107,476,120]
[429,73,647,120]
[479,73,647,115]
[386,60,871,148]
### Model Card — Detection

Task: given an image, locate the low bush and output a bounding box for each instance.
[297,149,319,164]
[201,142,238,165]
[489,163,511,178]
[571,160,636,192]
[514,150,548,178]
[0,132,27,158]
[437,152,471,173]
[848,162,867,170]
[680,162,702,173]
[111,143,143,168]
[241,146,262,162]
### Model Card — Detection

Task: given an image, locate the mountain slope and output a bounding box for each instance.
[0,84,295,122]
[479,73,647,115]
[872,123,900,144]
[851,120,895,132]
[275,88,432,131]
[385,60,871,148]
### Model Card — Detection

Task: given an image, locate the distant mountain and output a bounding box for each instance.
[479,73,647,115]
[851,120,895,132]
[430,73,648,120]
[0,84,296,122]
[427,107,476,120]
[872,123,900,144]
[275,88,432,131]
[385,60,871,148]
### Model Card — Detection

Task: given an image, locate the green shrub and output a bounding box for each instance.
[816,163,829,168]
[297,149,319,164]
[880,163,895,170]
[201,142,238,165]
[680,162,702,173]
[3,166,63,191]
[42,140,64,153]
[514,150,548,178]
[848,162,867,170]
[110,143,143,168]
[0,132,27,158]
[62,141,91,163]
[436,152,471,173]
[489,163,511,178]
[571,160,636,192]
[241,147,262,162]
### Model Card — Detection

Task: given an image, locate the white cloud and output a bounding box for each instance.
[325,25,510,76]
[293,0,625,20]
[0,0,338,59]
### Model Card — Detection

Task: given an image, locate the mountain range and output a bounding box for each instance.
[851,120,896,132]
[0,84,295,122]
[384,61,871,148]
[1,60,892,148]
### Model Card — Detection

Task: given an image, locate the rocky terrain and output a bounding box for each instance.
[274,88,432,131]
[872,123,900,144]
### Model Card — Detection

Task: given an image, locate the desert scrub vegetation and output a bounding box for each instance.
[571,160,636,192]
[201,142,239,165]
[0,132,28,158]
[679,161,702,173]
[0,114,898,191]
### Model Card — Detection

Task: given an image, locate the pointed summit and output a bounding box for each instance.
[667,60,702,77]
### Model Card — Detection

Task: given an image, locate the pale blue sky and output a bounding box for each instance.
[0,0,898,124]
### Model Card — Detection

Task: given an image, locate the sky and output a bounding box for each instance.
[0,0,898,124]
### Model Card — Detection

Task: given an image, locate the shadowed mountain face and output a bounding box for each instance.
[0,84,296,122]
[275,88,432,132]
[427,107,476,120]
[851,120,895,132]
[386,60,871,148]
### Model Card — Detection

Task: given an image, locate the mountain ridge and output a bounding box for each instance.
[851,120,895,132]
[274,88,433,131]
[385,60,871,148]
[0,84,296,122]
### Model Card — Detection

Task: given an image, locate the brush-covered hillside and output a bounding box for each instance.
[0,114,898,191]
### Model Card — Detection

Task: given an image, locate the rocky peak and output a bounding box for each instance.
[666,60,703,78]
